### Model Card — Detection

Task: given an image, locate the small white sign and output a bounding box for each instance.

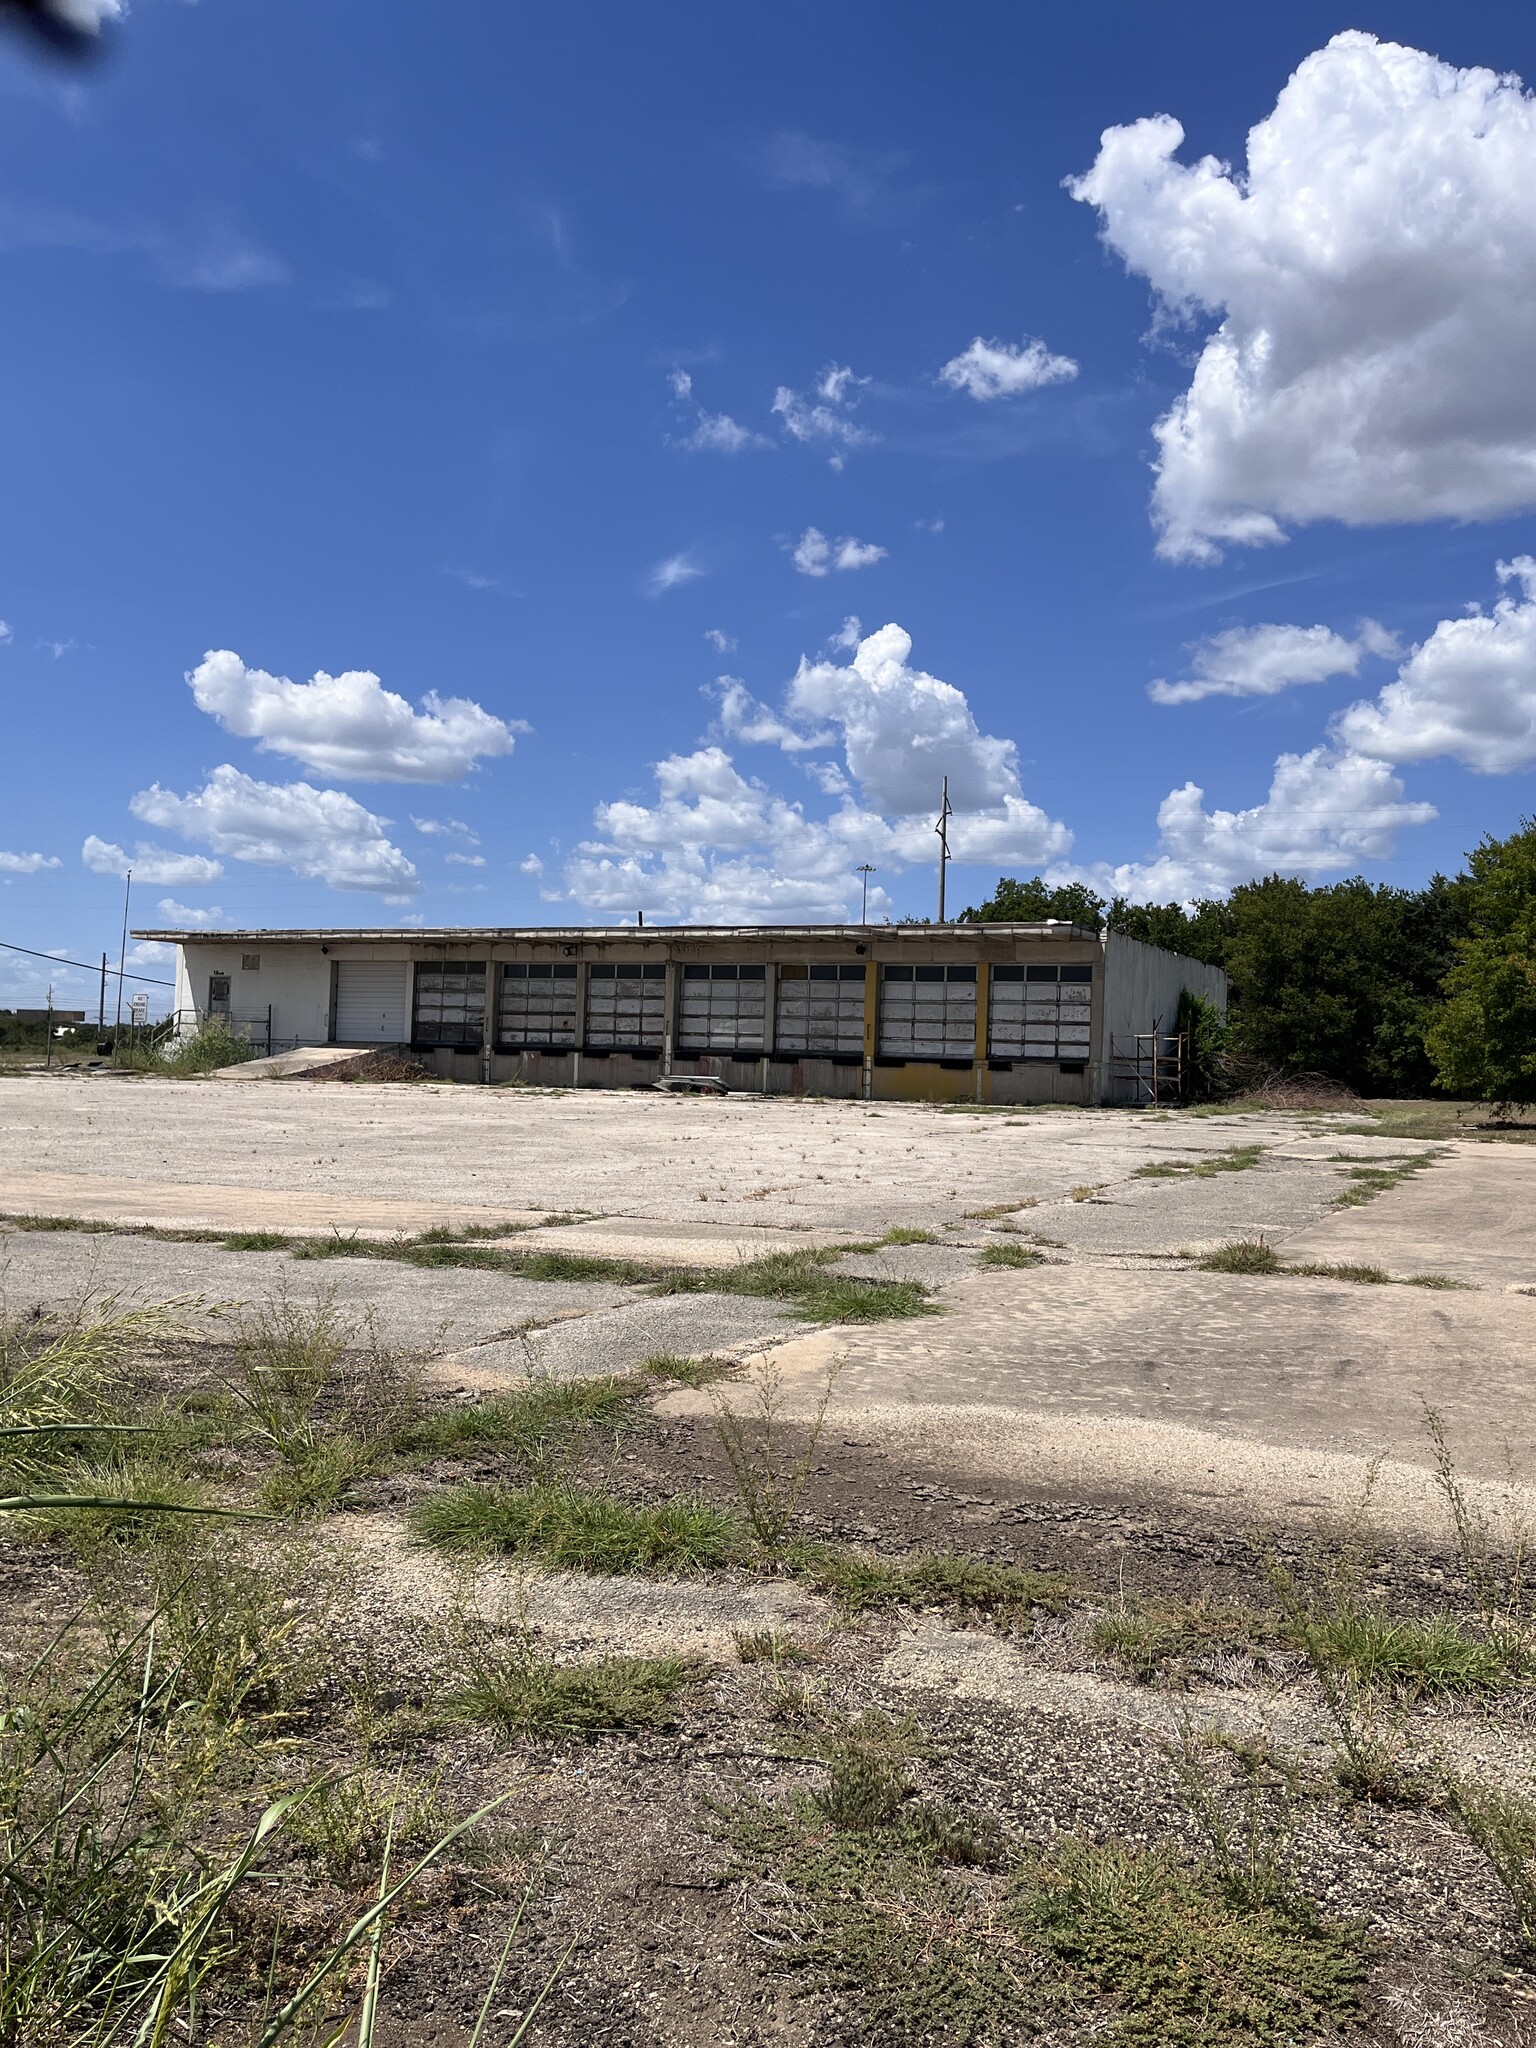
[130,993,149,1025]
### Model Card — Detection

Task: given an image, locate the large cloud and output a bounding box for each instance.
[187,649,521,782]
[1335,557,1536,772]
[1149,620,1395,704]
[0,850,61,874]
[1070,33,1536,561]
[562,623,1071,922]
[129,766,419,895]
[82,836,224,886]
[1076,747,1435,902]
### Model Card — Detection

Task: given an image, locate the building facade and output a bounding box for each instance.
[138,923,1227,1106]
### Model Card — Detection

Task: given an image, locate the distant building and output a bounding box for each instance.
[134,923,1226,1106]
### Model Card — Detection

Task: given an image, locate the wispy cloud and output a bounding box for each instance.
[646,552,705,596]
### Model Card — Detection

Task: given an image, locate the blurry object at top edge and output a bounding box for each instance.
[4,0,118,59]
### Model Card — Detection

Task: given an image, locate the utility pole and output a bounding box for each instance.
[935,776,952,925]
[113,868,132,1045]
[97,953,107,1042]
[856,863,875,924]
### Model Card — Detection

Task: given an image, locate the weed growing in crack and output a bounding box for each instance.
[410,1477,739,1573]
[735,1628,815,1666]
[976,1242,1045,1269]
[711,1355,841,1551]
[1091,1596,1280,1686]
[402,1374,641,1463]
[1194,1239,1283,1274]
[449,1619,700,1738]
[1443,1777,1536,1949]
[638,1351,737,1389]
[790,1544,1074,1620]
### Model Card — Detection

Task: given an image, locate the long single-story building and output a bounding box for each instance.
[135,922,1226,1106]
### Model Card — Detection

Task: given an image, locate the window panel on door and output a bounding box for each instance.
[412,962,486,1048]
[499,963,578,1048]
[678,963,766,1053]
[584,963,666,1048]
[988,963,1094,1060]
[878,963,977,1058]
[775,963,866,1055]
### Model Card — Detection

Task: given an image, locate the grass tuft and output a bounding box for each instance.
[403,1375,640,1461]
[410,1477,739,1574]
[976,1242,1045,1269]
[1306,1610,1508,1697]
[735,1627,815,1665]
[639,1351,737,1388]
[452,1629,699,1737]
[1286,1261,1393,1285]
[1194,1239,1282,1275]
[1091,1597,1278,1685]
[789,1543,1073,1620]
[656,1248,934,1323]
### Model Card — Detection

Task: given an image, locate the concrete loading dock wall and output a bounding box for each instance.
[139,923,1226,1106]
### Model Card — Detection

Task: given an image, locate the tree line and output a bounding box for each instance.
[962,817,1536,1104]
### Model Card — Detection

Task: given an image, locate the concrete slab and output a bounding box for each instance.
[0,1228,633,1353]
[440,1295,805,1387]
[1280,1140,1536,1292]
[0,1169,544,1239]
[662,1264,1536,1534]
[491,1216,848,1269]
[0,1076,1359,1235]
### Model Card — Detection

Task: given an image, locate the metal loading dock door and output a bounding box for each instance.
[679,964,766,1053]
[776,963,866,1055]
[333,961,409,1043]
[879,963,976,1059]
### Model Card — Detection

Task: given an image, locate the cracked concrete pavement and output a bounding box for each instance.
[3,1076,1532,1535]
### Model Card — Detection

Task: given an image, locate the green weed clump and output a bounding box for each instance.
[1091,1597,1277,1685]
[1331,1151,1443,1208]
[790,1544,1073,1620]
[1018,1839,1364,2046]
[1194,1239,1283,1275]
[1286,1261,1393,1284]
[639,1351,737,1389]
[402,1375,640,1461]
[1304,1611,1507,1697]
[657,1248,935,1323]
[452,1628,699,1737]
[976,1242,1045,1269]
[410,1478,740,1574]
[1133,1144,1265,1181]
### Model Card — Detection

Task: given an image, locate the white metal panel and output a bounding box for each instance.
[334,961,409,1043]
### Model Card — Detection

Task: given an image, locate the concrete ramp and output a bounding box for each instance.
[214,1045,380,1082]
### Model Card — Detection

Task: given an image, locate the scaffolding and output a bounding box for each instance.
[1109,1028,1187,1106]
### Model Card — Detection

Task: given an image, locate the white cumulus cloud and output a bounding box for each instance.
[157,897,224,927]
[0,850,60,874]
[1335,556,1536,772]
[82,836,224,886]
[127,767,419,895]
[1069,32,1536,561]
[938,336,1078,401]
[789,527,887,577]
[1149,620,1397,704]
[187,649,521,783]
[1077,748,1435,902]
[563,623,1070,922]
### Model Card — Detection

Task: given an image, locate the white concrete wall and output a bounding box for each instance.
[1099,930,1227,1099]
[178,941,333,1047]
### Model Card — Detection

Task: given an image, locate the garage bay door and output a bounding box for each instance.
[333,961,409,1043]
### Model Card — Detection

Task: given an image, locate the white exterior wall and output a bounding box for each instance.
[1099,930,1227,1100]
[178,940,334,1047]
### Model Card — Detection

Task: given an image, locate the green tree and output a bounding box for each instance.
[962,875,1108,927]
[1427,820,1536,1106]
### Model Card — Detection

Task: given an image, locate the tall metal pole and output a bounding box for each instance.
[97,953,107,1039]
[113,868,132,1040]
[856,863,875,924]
[935,776,952,925]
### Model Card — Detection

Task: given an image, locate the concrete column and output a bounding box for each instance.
[974,961,990,1105]
[862,960,879,1100]
[480,953,498,1084]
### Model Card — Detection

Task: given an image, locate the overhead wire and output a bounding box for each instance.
[0,937,176,987]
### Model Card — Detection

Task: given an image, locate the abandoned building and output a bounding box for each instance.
[135,922,1226,1106]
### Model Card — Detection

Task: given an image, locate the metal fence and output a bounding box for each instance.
[159,1007,299,1058]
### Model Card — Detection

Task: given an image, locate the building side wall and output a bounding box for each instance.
[1100,931,1227,1101]
[177,941,335,1047]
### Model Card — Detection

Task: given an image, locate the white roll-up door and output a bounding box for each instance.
[333,961,409,1043]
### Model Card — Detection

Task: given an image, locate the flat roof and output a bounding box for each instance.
[133,922,1102,943]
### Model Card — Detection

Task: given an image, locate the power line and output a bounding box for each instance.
[0,938,176,987]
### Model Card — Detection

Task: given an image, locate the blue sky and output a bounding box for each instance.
[4,0,1536,1007]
